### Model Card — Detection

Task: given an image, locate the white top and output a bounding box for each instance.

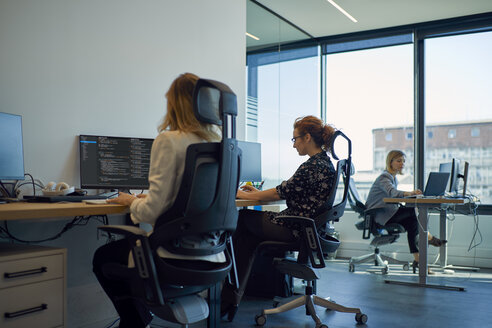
[129,130,225,263]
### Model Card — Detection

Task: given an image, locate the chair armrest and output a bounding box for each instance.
[98,225,148,237]
[275,215,325,269]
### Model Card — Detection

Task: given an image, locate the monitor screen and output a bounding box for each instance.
[79,135,153,190]
[237,140,262,182]
[0,112,25,180]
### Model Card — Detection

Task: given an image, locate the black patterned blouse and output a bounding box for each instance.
[266,151,336,226]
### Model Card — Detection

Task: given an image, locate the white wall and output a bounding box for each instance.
[0,1,245,327]
[0,0,246,188]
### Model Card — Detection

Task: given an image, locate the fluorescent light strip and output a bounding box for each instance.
[327,0,358,23]
[246,32,260,40]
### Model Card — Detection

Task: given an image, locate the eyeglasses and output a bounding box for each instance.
[291,134,305,143]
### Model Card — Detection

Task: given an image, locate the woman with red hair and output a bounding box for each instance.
[222,115,338,319]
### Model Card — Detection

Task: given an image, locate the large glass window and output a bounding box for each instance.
[425,31,492,202]
[248,50,320,189]
[325,44,414,200]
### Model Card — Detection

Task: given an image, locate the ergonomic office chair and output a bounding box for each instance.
[347,178,410,274]
[97,78,240,328]
[254,131,367,328]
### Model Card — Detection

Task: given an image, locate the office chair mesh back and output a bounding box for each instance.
[148,79,240,286]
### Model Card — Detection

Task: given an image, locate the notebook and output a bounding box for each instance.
[406,172,450,198]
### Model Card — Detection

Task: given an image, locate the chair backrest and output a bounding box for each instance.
[148,78,240,282]
[314,130,352,227]
[347,177,367,217]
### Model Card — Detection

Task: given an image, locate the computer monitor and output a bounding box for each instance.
[79,135,153,190]
[449,158,461,194]
[0,112,25,181]
[439,162,452,192]
[237,140,262,182]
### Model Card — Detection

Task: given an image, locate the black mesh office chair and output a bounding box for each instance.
[97,78,240,328]
[254,131,367,328]
[347,178,410,274]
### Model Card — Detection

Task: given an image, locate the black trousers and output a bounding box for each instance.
[386,206,419,254]
[92,239,153,328]
[221,209,295,307]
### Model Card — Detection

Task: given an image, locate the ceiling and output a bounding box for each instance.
[247,0,492,51]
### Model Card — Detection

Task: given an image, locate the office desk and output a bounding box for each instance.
[0,199,283,222]
[0,202,129,221]
[383,197,465,291]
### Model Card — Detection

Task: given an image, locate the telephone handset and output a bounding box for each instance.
[42,181,75,196]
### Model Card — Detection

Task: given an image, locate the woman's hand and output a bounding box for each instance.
[107,192,138,206]
[236,184,259,199]
[403,189,423,197]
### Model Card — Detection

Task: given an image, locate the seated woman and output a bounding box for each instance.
[93,73,223,328]
[222,115,337,319]
[365,149,446,273]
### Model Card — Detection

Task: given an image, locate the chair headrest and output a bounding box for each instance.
[192,79,237,126]
[328,130,352,161]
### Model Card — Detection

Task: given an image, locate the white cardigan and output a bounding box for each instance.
[129,130,225,263]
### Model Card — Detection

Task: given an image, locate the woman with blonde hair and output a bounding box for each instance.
[93,73,222,328]
[365,150,446,273]
[221,115,338,320]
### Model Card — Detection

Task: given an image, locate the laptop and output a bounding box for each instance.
[406,172,450,198]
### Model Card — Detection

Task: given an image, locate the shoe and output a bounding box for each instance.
[429,236,447,247]
[412,260,434,275]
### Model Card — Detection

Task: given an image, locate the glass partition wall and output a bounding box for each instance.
[246,1,320,189]
[247,2,492,205]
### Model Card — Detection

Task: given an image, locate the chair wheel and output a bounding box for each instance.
[356,313,368,324]
[403,262,410,271]
[255,314,266,326]
[349,263,355,272]
[382,267,388,274]
[316,324,328,328]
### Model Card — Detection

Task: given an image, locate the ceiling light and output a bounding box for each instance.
[246,32,260,40]
[327,0,358,23]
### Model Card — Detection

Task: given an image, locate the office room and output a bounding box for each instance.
[1,1,492,328]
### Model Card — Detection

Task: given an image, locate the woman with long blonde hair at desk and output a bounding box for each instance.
[93,73,222,328]
[365,150,447,273]
[221,115,338,320]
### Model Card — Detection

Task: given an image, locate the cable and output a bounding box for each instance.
[0,215,109,244]
[105,318,120,328]
[0,180,13,197]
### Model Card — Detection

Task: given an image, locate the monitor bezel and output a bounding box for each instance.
[79,134,154,190]
[0,112,25,181]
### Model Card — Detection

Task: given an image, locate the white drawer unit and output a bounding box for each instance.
[0,243,66,328]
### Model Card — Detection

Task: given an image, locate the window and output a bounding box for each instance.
[325,43,414,197]
[425,31,492,202]
[247,47,320,190]
[428,131,434,139]
[406,132,413,140]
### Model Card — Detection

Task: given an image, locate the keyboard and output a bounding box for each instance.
[23,195,107,203]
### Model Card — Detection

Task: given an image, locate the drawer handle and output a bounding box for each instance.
[4,266,47,279]
[5,304,48,318]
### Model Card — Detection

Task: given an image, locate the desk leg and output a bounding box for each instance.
[439,209,447,268]
[417,206,429,285]
[385,204,465,291]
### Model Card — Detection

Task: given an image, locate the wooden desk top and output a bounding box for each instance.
[0,199,284,221]
[235,199,284,207]
[0,202,129,221]
[384,197,465,205]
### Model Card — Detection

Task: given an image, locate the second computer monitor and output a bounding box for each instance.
[237,140,262,182]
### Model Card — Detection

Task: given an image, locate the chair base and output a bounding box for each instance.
[349,249,410,274]
[255,283,367,328]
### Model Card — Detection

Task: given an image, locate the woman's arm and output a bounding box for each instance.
[236,185,281,201]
